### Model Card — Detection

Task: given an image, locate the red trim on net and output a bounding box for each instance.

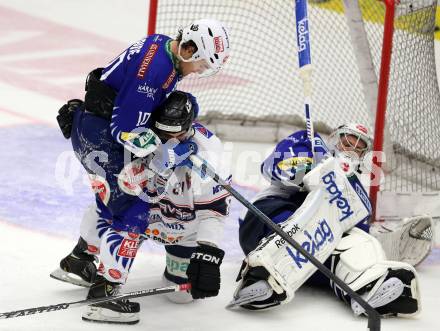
[148,0,158,36]
[369,0,395,222]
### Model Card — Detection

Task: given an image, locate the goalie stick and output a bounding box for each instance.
[295,0,316,160]
[189,154,381,331]
[0,283,190,319]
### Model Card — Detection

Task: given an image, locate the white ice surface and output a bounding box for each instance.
[0,1,439,330]
[1,221,440,331]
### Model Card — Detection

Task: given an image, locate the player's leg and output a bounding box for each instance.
[330,228,420,317]
[82,224,143,324]
[81,198,150,324]
[50,204,104,287]
[162,245,196,304]
[66,109,148,323]
[51,108,114,285]
[232,193,308,309]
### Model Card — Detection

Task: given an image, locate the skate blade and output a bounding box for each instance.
[50,268,91,288]
[352,277,404,316]
[82,306,139,324]
[226,280,273,309]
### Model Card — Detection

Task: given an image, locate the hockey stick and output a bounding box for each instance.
[296,0,316,161]
[189,154,381,331]
[0,283,190,319]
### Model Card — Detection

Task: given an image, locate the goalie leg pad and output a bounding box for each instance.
[331,228,421,317]
[232,189,344,309]
[231,157,372,310]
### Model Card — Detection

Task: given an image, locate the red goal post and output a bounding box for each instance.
[147,0,440,222]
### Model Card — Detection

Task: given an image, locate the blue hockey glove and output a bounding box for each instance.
[150,138,198,175]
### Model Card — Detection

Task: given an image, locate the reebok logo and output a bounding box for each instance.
[275,224,300,248]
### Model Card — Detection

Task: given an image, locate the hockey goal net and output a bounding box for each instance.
[149,0,440,221]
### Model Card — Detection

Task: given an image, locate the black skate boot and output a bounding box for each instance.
[82,275,140,324]
[351,268,419,317]
[50,237,97,287]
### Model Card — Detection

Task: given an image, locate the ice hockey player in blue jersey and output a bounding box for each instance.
[51,18,230,324]
[229,124,421,318]
[52,91,230,324]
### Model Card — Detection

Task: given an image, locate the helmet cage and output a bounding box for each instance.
[330,124,373,160]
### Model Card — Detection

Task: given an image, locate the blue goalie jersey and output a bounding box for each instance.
[261,130,329,185]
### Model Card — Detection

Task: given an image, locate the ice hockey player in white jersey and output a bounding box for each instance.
[143,91,232,305]
[230,124,421,318]
[51,91,231,324]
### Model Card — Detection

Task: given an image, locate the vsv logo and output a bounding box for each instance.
[322,171,354,222]
[297,17,309,52]
[286,219,334,269]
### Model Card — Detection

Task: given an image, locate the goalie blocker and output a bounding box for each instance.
[231,157,420,317]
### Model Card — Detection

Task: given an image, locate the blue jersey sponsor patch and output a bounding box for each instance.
[193,122,213,138]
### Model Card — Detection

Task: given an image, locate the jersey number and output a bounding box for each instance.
[101,50,127,80]
[136,112,151,126]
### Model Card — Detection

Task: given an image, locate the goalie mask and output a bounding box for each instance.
[152,91,195,141]
[329,123,373,162]
[178,18,230,77]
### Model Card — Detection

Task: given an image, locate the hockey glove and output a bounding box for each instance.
[56,99,83,139]
[150,138,198,175]
[186,244,225,299]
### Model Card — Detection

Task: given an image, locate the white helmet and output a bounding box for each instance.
[178,18,230,77]
[329,123,373,160]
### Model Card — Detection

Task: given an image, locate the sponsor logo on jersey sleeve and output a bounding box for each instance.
[137,43,159,79]
[162,69,177,89]
[193,122,213,138]
[277,157,313,171]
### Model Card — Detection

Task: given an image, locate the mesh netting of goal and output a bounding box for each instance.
[152,0,440,199]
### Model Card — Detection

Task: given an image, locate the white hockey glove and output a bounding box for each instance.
[149,138,198,176]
